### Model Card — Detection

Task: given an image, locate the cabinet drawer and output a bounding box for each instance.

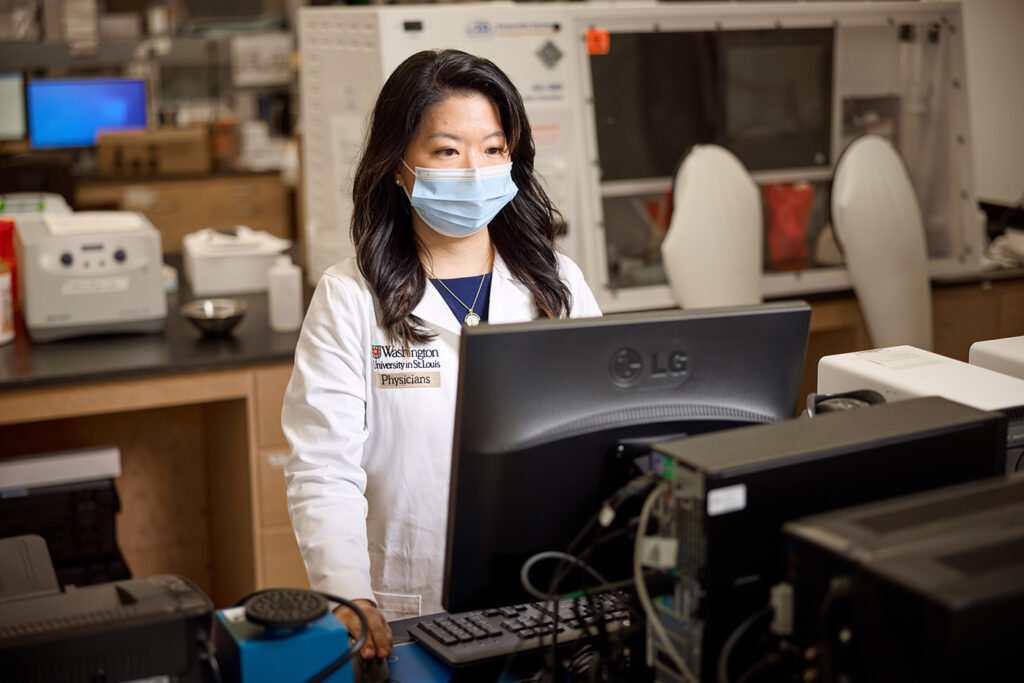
[260,526,310,589]
[257,447,291,528]
[256,363,293,448]
[933,286,1000,362]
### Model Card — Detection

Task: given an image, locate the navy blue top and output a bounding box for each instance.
[430,272,492,324]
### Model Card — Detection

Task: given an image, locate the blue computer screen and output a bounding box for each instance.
[26,78,147,149]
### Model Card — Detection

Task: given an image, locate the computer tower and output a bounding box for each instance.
[785,473,1024,683]
[647,396,1007,683]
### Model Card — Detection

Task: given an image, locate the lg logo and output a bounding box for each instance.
[609,348,688,387]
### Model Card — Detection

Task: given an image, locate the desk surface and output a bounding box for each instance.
[0,264,301,393]
[3,262,1022,393]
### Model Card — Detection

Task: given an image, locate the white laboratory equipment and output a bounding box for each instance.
[298,2,981,312]
[970,336,1024,380]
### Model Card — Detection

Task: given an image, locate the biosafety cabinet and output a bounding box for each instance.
[298,3,582,281]
[298,2,980,312]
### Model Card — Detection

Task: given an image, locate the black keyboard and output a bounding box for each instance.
[408,593,633,667]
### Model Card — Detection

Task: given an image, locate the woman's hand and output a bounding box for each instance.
[334,599,393,660]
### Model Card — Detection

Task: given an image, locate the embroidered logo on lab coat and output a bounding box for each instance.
[370,345,442,388]
[374,371,441,388]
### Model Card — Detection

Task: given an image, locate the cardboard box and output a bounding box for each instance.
[98,127,211,177]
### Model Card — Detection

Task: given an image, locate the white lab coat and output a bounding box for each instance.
[282,251,601,621]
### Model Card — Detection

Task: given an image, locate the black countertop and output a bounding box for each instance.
[2,259,1021,394]
[0,259,303,393]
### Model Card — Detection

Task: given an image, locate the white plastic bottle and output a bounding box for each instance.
[267,255,303,332]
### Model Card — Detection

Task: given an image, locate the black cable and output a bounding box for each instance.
[817,577,852,683]
[231,589,369,683]
[717,607,774,683]
[547,476,657,597]
[508,474,657,682]
[736,652,780,683]
[196,625,222,683]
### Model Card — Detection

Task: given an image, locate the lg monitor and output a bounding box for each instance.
[443,301,811,613]
[26,77,147,149]
[0,72,27,142]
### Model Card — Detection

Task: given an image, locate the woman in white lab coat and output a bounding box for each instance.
[282,49,601,660]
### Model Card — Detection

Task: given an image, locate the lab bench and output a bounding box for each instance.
[1,268,1023,609]
[0,282,310,607]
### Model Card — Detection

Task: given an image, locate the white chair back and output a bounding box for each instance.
[661,145,763,309]
[832,135,933,350]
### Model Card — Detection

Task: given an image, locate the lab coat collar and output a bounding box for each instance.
[411,251,534,335]
[488,252,534,324]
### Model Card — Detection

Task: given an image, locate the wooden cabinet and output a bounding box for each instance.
[252,363,309,590]
[0,361,307,606]
[76,174,294,255]
[261,526,311,589]
[798,276,1024,405]
[933,278,1024,361]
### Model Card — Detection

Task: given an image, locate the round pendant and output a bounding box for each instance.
[464,312,481,327]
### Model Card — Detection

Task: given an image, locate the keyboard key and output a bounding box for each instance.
[416,623,444,640]
[421,624,459,646]
[501,619,522,632]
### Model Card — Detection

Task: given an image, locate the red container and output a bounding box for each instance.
[0,217,18,312]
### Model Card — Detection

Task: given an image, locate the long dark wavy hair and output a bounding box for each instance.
[350,49,572,347]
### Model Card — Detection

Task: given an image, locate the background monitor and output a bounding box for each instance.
[443,301,811,612]
[26,77,147,149]
[0,72,27,142]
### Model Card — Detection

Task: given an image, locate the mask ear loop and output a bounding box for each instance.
[392,169,411,215]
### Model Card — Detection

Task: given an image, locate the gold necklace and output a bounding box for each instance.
[432,273,487,326]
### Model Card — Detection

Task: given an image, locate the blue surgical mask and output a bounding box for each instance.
[402,160,518,238]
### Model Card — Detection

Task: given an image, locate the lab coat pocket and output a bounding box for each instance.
[373,591,422,622]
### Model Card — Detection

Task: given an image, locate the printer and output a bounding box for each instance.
[0,535,213,683]
[15,211,167,342]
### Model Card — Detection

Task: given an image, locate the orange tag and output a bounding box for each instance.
[586,29,610,56]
